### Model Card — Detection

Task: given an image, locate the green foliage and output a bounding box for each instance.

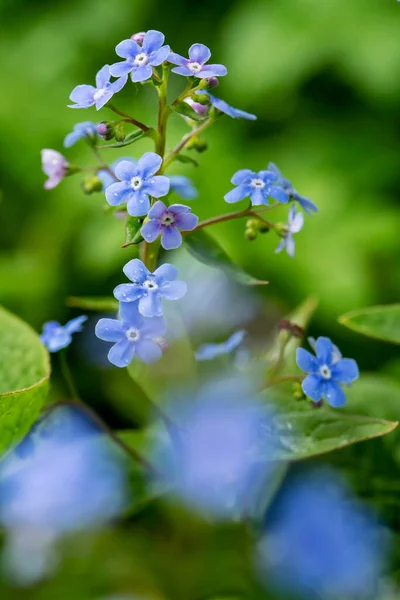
[0,305,50,454]
[339,304,400,344]
[97,129,146,149]
[67,296,118,312]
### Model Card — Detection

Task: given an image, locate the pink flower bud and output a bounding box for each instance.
[184,97,209,117]
[130,32,146,45]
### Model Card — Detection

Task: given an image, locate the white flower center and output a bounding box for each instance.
[134,53,149,66]
[143,279,158,291]
[131,176,143,190]
[93,87,107,101]
[319,364,331,379]
[251,178,265,190]
[160,212,175,226]
[126,328,140,342]
[189,61,203,73]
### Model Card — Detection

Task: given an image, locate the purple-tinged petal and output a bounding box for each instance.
[159,280,187,300]
[108,340,136,368]
[289,210,304,233]
[296,348,320,374]
[95,89,113,111]
[136,339,162,364]
[95,319,124,343]
[138,152,162,177]
[96,65,111,89]
[138,294,163,318]
[64,316,88,335]
[105,182,132,207]
[224,184,251,204]
[267,185,289,204]
[231,169,254,185]
[110,74,128,93]
[174,212,198,231]
[323,380,347,408]
[168,52,188,66]
[149,45,171,66]
[171,66,193,77]
[285,234,296,257]
[113,284,143,303]
[141,220,162,243]
[126,192,150,217]
[316,337,334,365]
[131,65,153,82]
[275,238,286,254]
[109,61,133,78]
[119,301,142,326]
[188,43,211,64]
[250,188,267,206]
[68,85,95,108]
[115,39,140,60]
[141,316,166,338]
[167,204,191,215]
[64,131,81,148]
[302,374,324,402]
[331,359,359,384]
[199,64,227,78]
[123,258,150,284]
[161,227,182,250]
[142,30,165,54]
[148,200,167,219]
[153,263,178,283]
[143,176,170,197]
[115,160,138,181]
[258,170,278,183]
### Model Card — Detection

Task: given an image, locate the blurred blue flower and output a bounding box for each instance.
[195,330,246,361]
[141,201,198,250]
[110,30,170,81]
[258,469,388,598]
[225,168,288,206]
[296,336,359,407]
[105,153,170,217]
[169,175,198,199]
[114,259,187,318]
[41,149,69,190]
[69,65,127,110]
[169,43,227,78]
[64,122,99,148]
[40,316,87,353]
[95,302,166,368]
[195,90,257,120]
[275,204,304,257]
[268,162,318,215]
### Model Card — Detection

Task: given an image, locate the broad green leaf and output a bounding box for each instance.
[172,102,206,122]
[184,229,268,286]
[0,305,50,454]
[96,129,146,149]
[123,215,143,247]
[67,296,118,312]
[339,304,400,344]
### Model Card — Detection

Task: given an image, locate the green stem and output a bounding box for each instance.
[163,118,213,171]
[92,147,116,180]
[108,104,150,133]
[190,203,279,232]
[59,351,80,401]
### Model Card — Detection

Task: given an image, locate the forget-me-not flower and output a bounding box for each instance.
[41,149,69,190]
[224,168,289,206]
[195,90,257,120]
[95,302,166,368]
[64,122,99,148]
[113,259,187,318]
[69,65,128,110]
[40,316,87,353]
[141,201,198,250]
[268,162,318,215]
[195,330,246,361]
[296,336,359,407]
[98,157,136,190]
[275,204,304,257]
[105,153,170,217]
[169,175,198,199]
[110,30,170,81]
[169,43,227,78]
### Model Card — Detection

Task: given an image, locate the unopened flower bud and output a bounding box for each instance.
[246,218,260,230]
[97,122,115,141]
[292,382,305,400]
[258,223,270,233]
[114,123,125,142]
[245,228,258,241]
[81,175,103,195]
[199,77,219,90]
[184,97,209,117]
[131,32,146,45]
[186,136,208,153]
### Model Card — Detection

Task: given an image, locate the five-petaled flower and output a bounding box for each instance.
[275,205,304,258]
[141,201,198,250]
[40,316,87,353]
[296,336,359,407]
[194,91,257,120]
[169,43,227,79]
[41,149,69,190]
[224,168,289,206]
[105,153,170,217]
[64,122,99,148]
[95,302,166,368]
[69,65,127,110]
[195,330,246,361]
[113,259,187,318]
[110,30,170,82]
[268,162,318,215]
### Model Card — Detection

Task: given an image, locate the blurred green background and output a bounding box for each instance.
[1,0,400,412]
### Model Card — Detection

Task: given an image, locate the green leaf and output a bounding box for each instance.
[174,153,199,167]
[97,129,145,149]
[172,102,207,122]
[123,216,143,246]
[184,229,268,286]
[67,296,118,312]
[339,304,400,344]
[0,305,50,454]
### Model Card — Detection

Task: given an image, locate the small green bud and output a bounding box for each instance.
[245,228,258,241]
[65,164,80,176]
[114,123,125,143]
[187,136,208,153]
[194,93,210,105]
[246,218,260,230]
[81,175,103,195]
[199,77,219,90]
[275,222,288,235]
[292,382,305,400]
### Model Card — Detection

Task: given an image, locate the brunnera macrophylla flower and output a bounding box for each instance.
[195,330,246,361]
[141,201,198,250]
[268,162,318,215]
[69,65,127,110]
[40,316,87,353]
[110,30,170,81]
[41,149,69,190]
[169,43,227,78]
[224,168,289,206]
[113,259,187,318]
[64,122,99,148]
[98,157,136,190]
[257,469,388,599]
[296,336,359,407]
[275,204,304,258]
[95,302,166,368]
[105,153,170,217]
[194,90,257,121]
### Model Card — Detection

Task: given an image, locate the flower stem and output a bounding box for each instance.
[163,118,213,171]
[108,104,150,133]
[191,203,279,232]
[59,351,81,401]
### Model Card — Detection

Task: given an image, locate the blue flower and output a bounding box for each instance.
[296,336,359,407]
[105,153,170,217]
[258,469,388,598]
[169,43,227,79]
[169,175,198,199]
[224,168,289,206]
[194,90,257,120]
[41,149,69,190]
[141,201,198,250]
[98,157,137,190]
[69,65,127,110]
[268,162,318,215]
[113,259,187,318]
[64,122,99,148]
[110,30,170,81]
[40,316,87,353]
[275,204,304,258]
[95,302,166,368]
[195,330,246,361]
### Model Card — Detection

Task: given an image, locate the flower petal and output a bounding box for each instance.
[131,65,153,82]
[250,188,267,206]
[168,52,187,66]
[95,89,113,110]
[114,283,144,303]
[142,30,165,54]
[174,212,198,231]
[296,348,319,374]
[68,85,95,108]
[275,238,286,254]
[138,152,163,178]
[153,263,178,283]
[123,258,150,283]
[199,64,227,77]
[188,43,211,64]
[159,280,187,300]
[224,330,246,352]
[167,204,191,215]
[105,182,132,207]
[141,220,162,243]
[148,200,167,219]
[138,293,163,318]
[115,160,138,182]
[149,45,170,66]
[64,316,88,335]
[110,74,128,93]
[302,374,324,402]
[141,316,166,337]
[109,61,133,77]
[96,65,111,89]
[143,175,170,198]
[231,169,254,185]
[224,184,251,204]
[323,380,347,408]
[108,339,136,368]
[95,318,124,342]
[331,359,359,384]
[115,39,140,59]
[136,339,162,364]
[285,234,296,257]
[267,185,289,204]
[127,192,150,217]
[289,211,304,233]
[119,301,142,326]
[169,176,198,199]
[171,66,193,77]
[316,337,334,365]
[161,226,182,250]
